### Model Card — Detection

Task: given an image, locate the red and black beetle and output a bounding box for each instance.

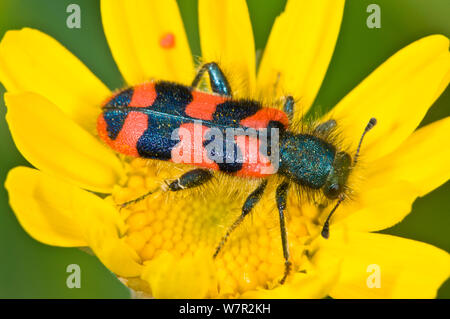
[97,62,376,284]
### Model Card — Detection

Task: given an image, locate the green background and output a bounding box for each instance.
[0,0,448,298]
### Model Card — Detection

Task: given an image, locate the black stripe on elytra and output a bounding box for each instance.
[136,113,186,160]
[217,140,243,173]
[152,81,193,116]
[103,109,129,140]
[203,132,243,173]
[212,100,261,127]
[104,88,134,108]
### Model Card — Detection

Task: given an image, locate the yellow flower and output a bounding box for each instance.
[1,0,449,298]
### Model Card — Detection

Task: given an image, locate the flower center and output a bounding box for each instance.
[113,158,320,297]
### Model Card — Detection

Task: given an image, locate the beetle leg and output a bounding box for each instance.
[313,119,337,136]
[166,168,213,191]
[119,169,213,208]
[276,181,292,285]
[283,96,295,120]
[191,62,232,97]
[213,179,268,258]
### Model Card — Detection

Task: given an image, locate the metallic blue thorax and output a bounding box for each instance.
[279,133,336,189]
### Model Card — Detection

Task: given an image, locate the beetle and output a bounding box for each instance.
[97,62,376,284]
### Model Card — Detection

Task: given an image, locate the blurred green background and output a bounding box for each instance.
[0,0,448,298]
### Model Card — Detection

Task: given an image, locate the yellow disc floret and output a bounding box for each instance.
[112,158,320,297]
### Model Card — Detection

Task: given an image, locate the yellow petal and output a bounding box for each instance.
[0,28,110,133]
[5,92,124,193]
[327,35,450,162]
[5,167,87,247]
[318,231,450,298]
[340,117,450,232]
[370,117,450,197]
[257,0,344,118]
[140,250,215,298]
[199,0,255,96]
[88,231,143,278]
[101,0,194,86]
[5,166,142,277]
[240,257,340,299]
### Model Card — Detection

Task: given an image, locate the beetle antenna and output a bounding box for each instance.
[352,118,377,166]
[118,184,165,210]
[321,118,377,238]
[321,197,344,239]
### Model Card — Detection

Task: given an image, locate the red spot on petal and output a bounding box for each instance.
[160,33,175,49]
